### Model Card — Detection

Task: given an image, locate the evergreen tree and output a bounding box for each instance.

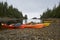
[0,2,23,19]
[40,3,60,18]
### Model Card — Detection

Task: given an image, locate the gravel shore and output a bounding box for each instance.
[0,19,60,40]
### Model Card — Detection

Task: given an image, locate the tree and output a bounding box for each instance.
[24,14,28,19]
[0,2,23,19]
[40,2,60,18]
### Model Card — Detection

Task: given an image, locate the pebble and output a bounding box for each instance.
[0,20,60,40]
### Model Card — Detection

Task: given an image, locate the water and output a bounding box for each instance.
[23,19,42,24]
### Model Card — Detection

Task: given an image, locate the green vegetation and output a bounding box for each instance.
[24,14,28,19]
[41,3,60,19]
[0,2,23,18]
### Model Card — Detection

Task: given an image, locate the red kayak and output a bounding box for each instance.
[2,23,14,29]
[2,23,45,29]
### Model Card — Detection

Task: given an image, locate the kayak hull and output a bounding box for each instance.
[20,24,45,29]
[2,24,14,29]
[2,24,45,29]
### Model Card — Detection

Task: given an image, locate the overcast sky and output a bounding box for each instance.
[0,0,60,19]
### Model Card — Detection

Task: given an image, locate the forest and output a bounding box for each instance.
[0,2,23,19]
[41,3,60,19]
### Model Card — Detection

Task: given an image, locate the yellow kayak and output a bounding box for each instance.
[43,20,53,27]
[43,23,51,27]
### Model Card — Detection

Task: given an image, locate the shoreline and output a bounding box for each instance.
[0,18,60,40]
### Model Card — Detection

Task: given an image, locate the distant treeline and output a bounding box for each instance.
[41,3,60,19]
[0,2,23,19]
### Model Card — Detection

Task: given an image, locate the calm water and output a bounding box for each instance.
[23,19,42,24]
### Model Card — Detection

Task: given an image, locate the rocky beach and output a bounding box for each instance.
[0,19,60,40]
